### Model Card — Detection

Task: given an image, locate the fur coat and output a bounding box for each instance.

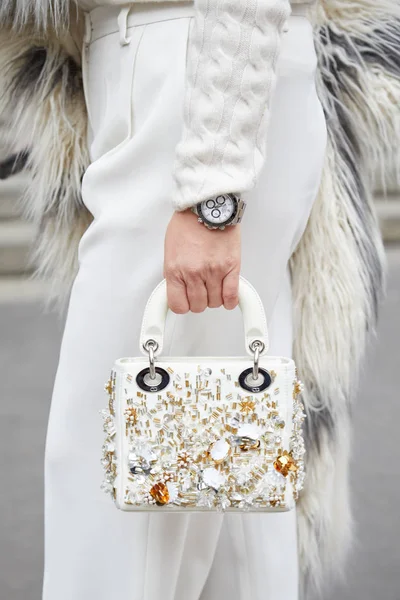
[1,0,399,597]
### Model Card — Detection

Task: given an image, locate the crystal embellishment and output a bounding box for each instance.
[202,467,226,491]
[209,439,231,463]
[274,451,298,477]
[100,364,306,511]
[150,482,170,505]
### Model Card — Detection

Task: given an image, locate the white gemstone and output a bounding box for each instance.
[237,423,262,440]
[210,439,231,463]
[167,481,178,502]
[202,467,226,491]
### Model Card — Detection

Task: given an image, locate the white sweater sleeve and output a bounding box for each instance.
[171,0,292,211]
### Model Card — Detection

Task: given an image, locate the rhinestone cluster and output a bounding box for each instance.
[100,371,117,498]
[289,375,306,499]
[101,365,306,510]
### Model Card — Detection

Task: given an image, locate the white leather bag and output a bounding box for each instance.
[101,276,306,512]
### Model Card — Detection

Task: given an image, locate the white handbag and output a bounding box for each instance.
[100,276,306,512]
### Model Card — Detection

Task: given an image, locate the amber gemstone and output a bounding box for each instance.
[150,482,170,505]
[274,451,298,477]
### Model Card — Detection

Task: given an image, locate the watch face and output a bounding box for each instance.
[198,194,238,227]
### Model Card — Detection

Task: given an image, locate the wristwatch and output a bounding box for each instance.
[190,193,246,230]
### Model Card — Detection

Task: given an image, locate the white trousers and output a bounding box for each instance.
[43,3,326,599]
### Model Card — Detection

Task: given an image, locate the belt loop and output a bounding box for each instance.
[118,6,132,46]
[83,12,92,45]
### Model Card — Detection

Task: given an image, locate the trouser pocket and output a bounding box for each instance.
[82,24,147,162]
[82,14,193,165]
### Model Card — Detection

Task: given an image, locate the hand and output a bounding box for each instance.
[164,209,241,313]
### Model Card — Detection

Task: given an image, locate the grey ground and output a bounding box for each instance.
[1,248,399,600]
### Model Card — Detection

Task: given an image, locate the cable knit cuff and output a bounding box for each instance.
[171,0,291,211]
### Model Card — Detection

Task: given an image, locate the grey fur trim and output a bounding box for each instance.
[0,18,91,305]
[0,0,71,29]
[291,0,400,595]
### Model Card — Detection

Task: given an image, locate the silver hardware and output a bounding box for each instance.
[235,199,246,224]
[244,371,265,387]
[136,366,170,392]
[252,345,260,379]
[143,339,159,380]
[238,365,272,393]
[143,371,163,387]
[191,194,245,230]
[249,340,265,380]
[148,344,156,379]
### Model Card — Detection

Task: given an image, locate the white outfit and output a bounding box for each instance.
[43,2,326,600]
[78,0,315,210]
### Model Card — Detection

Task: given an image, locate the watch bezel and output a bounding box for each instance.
[197,193,239,228]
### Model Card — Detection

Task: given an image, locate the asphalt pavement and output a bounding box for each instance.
[1,247,399,600]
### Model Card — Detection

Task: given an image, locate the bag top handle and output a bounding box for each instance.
[139,276,269,358]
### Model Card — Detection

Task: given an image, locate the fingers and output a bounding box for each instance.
[166,272,238,314]
[186,277,208,313]
[206,272,224,308]
[166,279,190,314]
[222,270,240,310]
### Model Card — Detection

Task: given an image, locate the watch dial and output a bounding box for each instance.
[200,195,235,225]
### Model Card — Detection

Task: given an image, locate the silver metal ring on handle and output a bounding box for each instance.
[249,340,265,379]
[143,339,158,379]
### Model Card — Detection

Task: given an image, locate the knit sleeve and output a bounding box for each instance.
[171,0,291,211]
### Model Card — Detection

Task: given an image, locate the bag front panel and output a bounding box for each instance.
[101,356,305,512]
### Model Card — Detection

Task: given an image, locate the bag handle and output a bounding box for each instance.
[139,275,269,358]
